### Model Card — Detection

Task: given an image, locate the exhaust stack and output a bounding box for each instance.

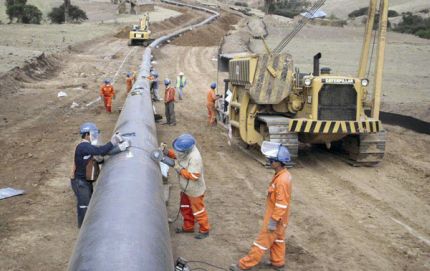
[313,52,322,76]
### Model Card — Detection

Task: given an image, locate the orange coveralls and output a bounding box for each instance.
[100,84,115,113]
[167,149,210,233]
[239,168,292,269]
[206,89,218,126]
[126,76,135,94]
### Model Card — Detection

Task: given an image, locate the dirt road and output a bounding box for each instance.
[0,4,429,271]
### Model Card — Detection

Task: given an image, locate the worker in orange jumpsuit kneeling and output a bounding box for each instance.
[125,72,135,94]
[100,79,115,113]
[162,133,210,239]
[206,82,220,126]
[230,141,292,271]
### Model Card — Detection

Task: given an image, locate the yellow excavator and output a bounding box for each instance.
[128,13,153,46]
[224,0,388,165]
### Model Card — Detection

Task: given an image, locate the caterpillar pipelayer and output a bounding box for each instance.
[226,0,388,165]
[128,13,152,46]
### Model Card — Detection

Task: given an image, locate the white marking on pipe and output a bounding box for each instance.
[391,217,430,246]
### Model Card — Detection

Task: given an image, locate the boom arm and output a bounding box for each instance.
[358,0,377,79]
[358,0,388,119]
[371,0,388,119]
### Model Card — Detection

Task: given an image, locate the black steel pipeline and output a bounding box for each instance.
[68,61,172,271]
[68,2,219,271]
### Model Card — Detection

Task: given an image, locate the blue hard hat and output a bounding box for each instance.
[210,82,217,89]
[104,79,111,84]
[262,141,291,164]
[164,78,171,86]
[276,145,291,164]
[151,70,159,78]
[127,72,132,77]
[79,122,99,135]
[172,134,196,152]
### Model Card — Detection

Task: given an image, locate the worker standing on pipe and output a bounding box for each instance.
[70,122,125,228]
[207,82,220,126]
[230,142,292,271]
[125,72,135,95]
[163,78,176,126]
[162,134,210,239]
[100,79,116,113]
[176,72,187,100]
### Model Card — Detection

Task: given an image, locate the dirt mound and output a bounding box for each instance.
[153,12,194,32]
[0,53,62,96]
[115,26,132,39]
[171,12,241,47]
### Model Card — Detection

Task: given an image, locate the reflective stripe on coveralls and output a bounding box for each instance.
[100,84,115,112]
[239,168,292,270]
[180,192,210,233]
[168,147,210,233]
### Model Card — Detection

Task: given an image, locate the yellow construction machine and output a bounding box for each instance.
[128,13,153,46]
[225,0,388,165]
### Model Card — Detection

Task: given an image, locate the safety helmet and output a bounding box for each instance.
[79,122,100,145]
[104,79,111,84]
[127,72,132,77]
[151,70,159,78]
[179,72,184,76]
[210,82,217,89]
[164,78,171,86]
[261,141,291,164]
[172,134,196,152]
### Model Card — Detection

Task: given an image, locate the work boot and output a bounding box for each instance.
[161,122,170,125]
[194,232,209,239]
[263,261,285,270]
[175,227,194,234]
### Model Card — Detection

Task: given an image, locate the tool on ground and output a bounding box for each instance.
[175,257,229,271]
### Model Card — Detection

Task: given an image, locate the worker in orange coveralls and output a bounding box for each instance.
[206,82,221,126]
[161,133,210,239]
[125,72,135,94]
[99,79,115,113]
[230,141,292,271]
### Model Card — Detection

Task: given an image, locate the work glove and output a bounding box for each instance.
[110,133,123,145]
[268,218,278,232]
[160,142,168,152]
[118,140,130,151]
[174,160,182,173]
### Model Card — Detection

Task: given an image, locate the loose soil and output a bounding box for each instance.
[171,11,241,46]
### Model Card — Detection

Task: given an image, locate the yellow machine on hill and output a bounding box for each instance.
[128,13,153,46]
[225,0,388,165]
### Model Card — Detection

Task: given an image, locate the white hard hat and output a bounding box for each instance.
[179,72,184,76]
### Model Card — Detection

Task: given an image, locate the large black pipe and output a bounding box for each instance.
[68,55,173,271]
[68,2,219,271]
